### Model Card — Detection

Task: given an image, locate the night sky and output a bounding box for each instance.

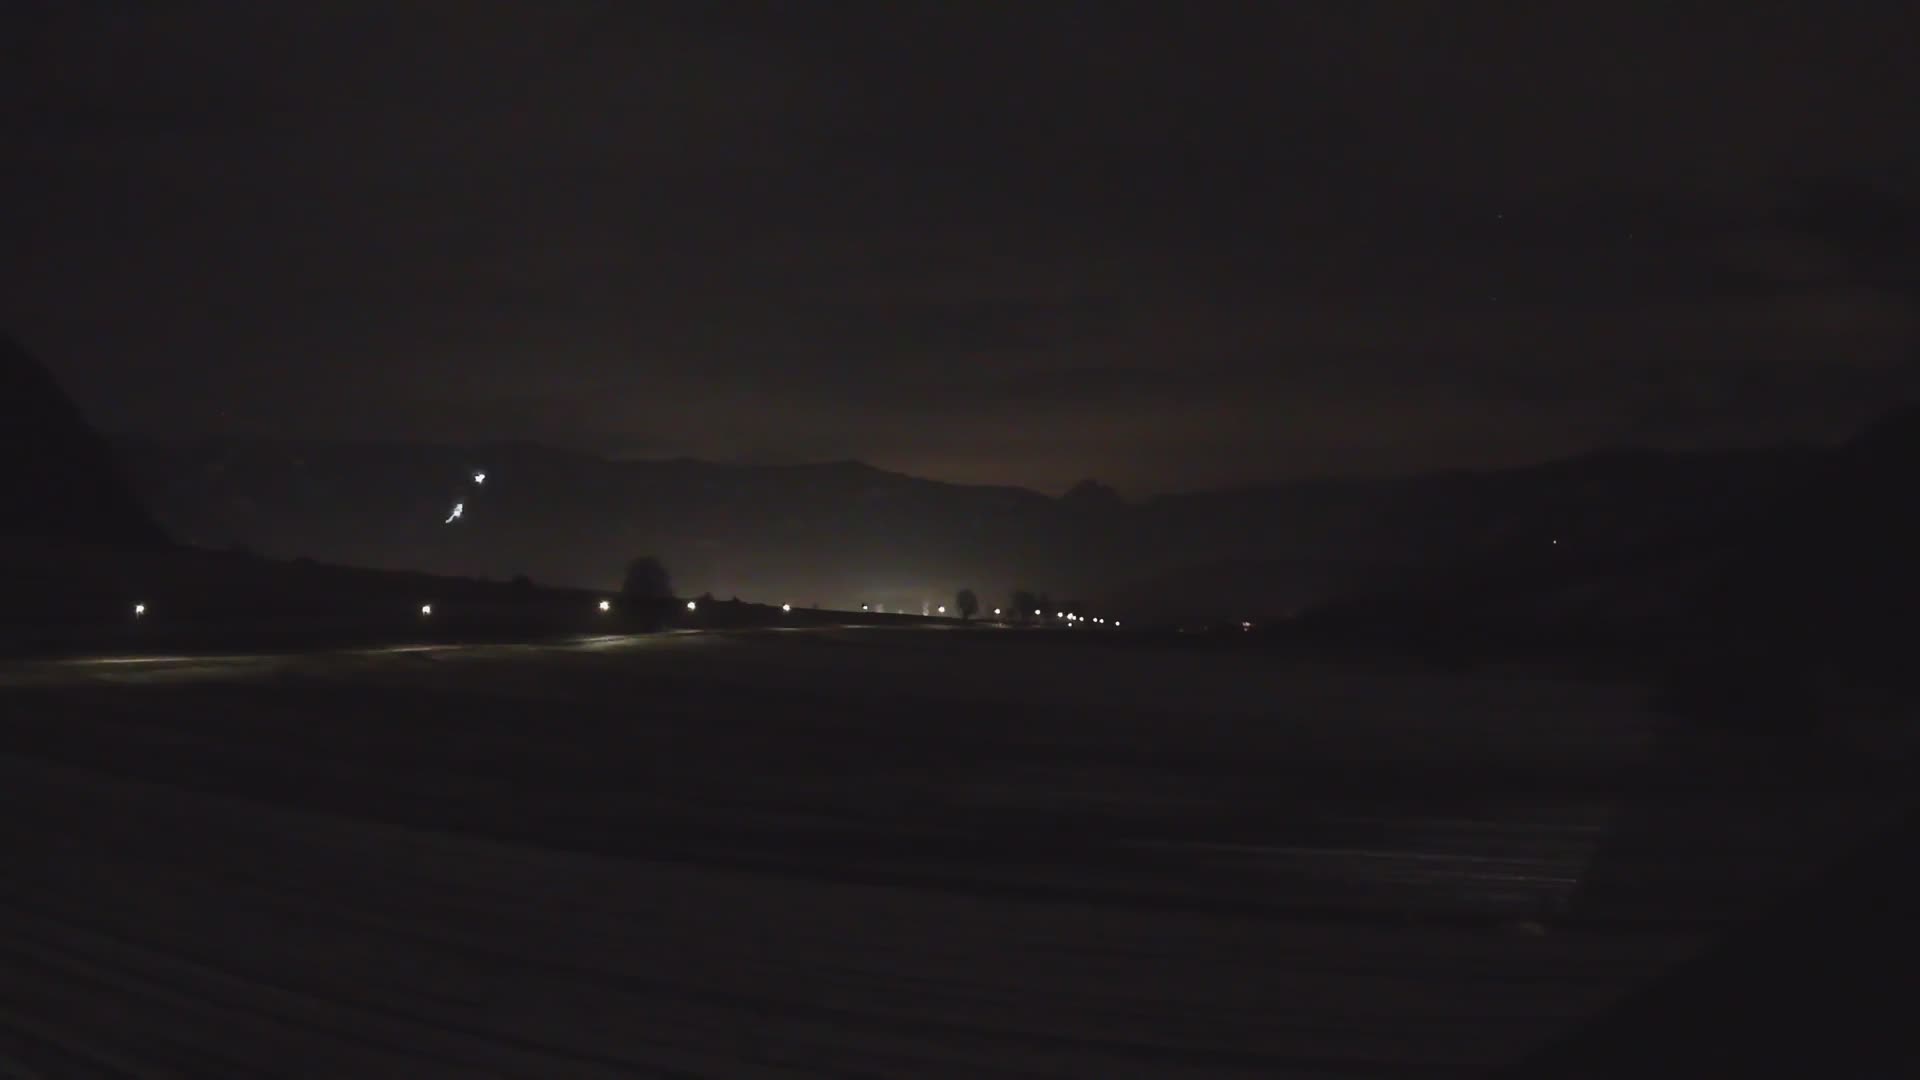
[6,2,1917,494]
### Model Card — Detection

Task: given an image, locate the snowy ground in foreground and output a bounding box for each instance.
[0,628,1900,1076]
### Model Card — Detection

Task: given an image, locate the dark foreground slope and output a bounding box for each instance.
[0,331,168,549]
[1516,799,1920,1077]
[1691,403,1920,671]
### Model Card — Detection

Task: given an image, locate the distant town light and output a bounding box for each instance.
[861,603,870,611]
[993,608,1002,616]
[1034,609,1042,616]
[782,603,792,613]
[421,603,433,616]
[937,605,947,614]
[598,599,611,612]
[686,600,698,611]
[133,603,146,618]
[472,470,487,485]
[1055,612,1063,619]
[1240,620,1252,631]
[1114,621,1121,628]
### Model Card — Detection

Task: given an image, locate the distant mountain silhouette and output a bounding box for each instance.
[1059,478,1126,508]
[116,431,1847,621]
[1099,446,1825,622]
[0,332,168,549]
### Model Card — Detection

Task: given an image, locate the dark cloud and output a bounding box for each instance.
[4,1,1918,493]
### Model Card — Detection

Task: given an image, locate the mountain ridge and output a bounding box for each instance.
[113,427,1856,621]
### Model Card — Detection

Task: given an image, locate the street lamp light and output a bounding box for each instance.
[420,603,433,616]
[598,599,611,612]
[133,603,146,618]
[686,600,698,611]
[782,603,792,613]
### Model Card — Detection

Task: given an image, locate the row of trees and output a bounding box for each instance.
[1009,590,1079,622]
[936,590,1084,623]
[626,557,1075,628]
[951,589,1085,623]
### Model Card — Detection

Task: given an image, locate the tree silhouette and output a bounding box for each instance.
[955,588,979,621]
[1011,589,1038,622]
[620,555,672,601]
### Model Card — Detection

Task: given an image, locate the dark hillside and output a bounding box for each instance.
[0,332,168,549]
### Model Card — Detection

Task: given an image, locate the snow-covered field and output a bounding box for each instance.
[0,628,1895,1076]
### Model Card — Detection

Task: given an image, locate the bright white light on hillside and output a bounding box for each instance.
[473,471,487,485]
[782,603,792,613]
[420,604,433,616]
[1034,609,1041,616]
[1055,612,1063,619]
[133,603,146,617]
[598,599,611,612]
[861,604,870,611]
[937,605,946,614]
[993,608,1001,616]
[686,600,697,611]
[444,501,464,524]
